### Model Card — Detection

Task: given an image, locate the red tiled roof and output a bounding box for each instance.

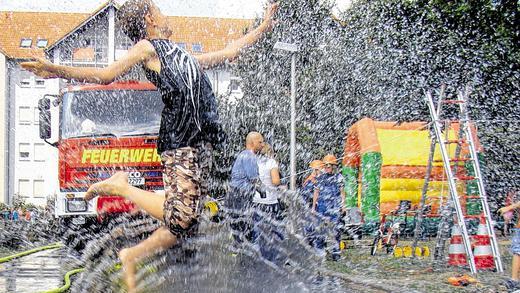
[0,11,91,59]
[0,9,253,59]
[166,16,253,54]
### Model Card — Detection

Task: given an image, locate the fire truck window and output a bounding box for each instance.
[63,90,162,138]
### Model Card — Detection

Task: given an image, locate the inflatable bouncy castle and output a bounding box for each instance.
[342,118,484,222]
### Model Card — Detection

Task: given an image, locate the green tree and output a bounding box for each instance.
[218,0,519,205]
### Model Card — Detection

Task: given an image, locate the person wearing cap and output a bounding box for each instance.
[302,159,323,248]
[301,160,323,208]
[312,154,345,261]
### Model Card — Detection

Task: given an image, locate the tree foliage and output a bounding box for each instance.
[217,0,519,204]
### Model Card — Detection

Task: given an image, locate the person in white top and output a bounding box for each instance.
[252,143,283,263]
[254,144,281,205]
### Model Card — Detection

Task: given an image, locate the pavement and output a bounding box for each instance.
[0,248,70,293]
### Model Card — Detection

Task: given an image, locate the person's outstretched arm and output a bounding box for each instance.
[499,201,520,214]
[195,3,278,68]
[20,40,156,84]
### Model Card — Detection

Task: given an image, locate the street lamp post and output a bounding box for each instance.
[274,41,298,191]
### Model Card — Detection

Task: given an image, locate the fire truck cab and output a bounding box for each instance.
[39,81,164,226]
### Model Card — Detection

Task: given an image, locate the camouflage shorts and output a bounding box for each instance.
[161,143,213,237]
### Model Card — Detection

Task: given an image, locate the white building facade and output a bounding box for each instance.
[7,67,60,206]
[3,3,246,206]
[0,50,7,204]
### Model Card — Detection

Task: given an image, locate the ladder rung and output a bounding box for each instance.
[456,176,478,181]
[432,158,472,163]
[435,119,469,123]
[444,139,466,144]
[442,100,465,104]
[450,158,472,162]
[462,195,481,199]
[464,215,481,219]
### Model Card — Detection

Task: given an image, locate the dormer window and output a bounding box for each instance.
[191,43,203,53]
[176,42,186,50]
[36,39,48,48]
[20,38,32,48]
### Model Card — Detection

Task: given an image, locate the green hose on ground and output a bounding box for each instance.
[39,268,86,293]
[0,242,86,293]
[0,242,63,264]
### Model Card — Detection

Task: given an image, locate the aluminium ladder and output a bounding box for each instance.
[425,87,503,273]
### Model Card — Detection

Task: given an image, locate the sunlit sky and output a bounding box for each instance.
[0,0,354,19]
[0,0,266,19]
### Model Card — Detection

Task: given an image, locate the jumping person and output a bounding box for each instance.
[21,1,278,292]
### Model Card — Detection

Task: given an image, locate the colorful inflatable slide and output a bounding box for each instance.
[342,118,483,222]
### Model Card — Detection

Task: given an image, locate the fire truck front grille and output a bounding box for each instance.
[65,166,164,192]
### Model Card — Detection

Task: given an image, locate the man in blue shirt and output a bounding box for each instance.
[228,132,265,244]
[230,132,265,195]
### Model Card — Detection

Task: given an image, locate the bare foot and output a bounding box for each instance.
[85,172,130,201]
[119,248,137,293]
[118,248,132,266]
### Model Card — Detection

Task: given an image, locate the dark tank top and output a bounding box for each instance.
[143,39,225,153]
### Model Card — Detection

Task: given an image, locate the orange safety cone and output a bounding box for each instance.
[475,213,488,236]
[448,224,468,266]
[473,214,495,270]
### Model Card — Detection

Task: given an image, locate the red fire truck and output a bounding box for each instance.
[38,81,165,242]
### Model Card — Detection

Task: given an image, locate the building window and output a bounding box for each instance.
[73,47,95,62]
[121,39,133,49]
[19,143,30,161]
[229,78,241,93]
[95,47,106,63]
[115,28,134,50]
[20,79,31,88]
[33,180,45,198]
[36,39,48,48]
[176,42,186,50]
[20,38,32,48]
[191,43,203,53]
[34,107,40,124]
[34,143,46,162]
[18,179,31,197]
[19,106,32,124]
[35,79,45,87]
[59,46,73,65]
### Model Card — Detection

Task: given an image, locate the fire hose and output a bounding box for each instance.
[0,242,85,293]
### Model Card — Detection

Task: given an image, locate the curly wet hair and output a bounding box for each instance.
[117,0,154,42]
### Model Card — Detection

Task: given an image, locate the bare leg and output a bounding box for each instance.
[119,226,178,293]
[513,254,520,280]
[85,172,165,220]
